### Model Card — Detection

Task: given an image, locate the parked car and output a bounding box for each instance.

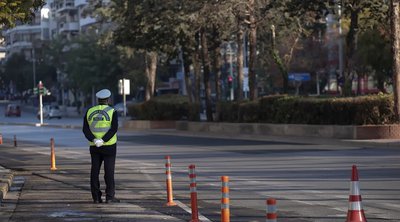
[114,102,134,117]
[37,105,62,119]
[4,104,21,117]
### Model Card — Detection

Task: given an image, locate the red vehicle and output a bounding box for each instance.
[4,104,21,117]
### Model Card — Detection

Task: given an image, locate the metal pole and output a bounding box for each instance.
[92,86,95,106]
[123,78,127,117]
[32,48,36,89]
[317,72,320,95]
[39,93,43,125]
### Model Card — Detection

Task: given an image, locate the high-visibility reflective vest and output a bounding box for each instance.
[87,105,117,146]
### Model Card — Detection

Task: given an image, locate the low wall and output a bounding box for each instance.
[123,120,176,130]
[175,121,400,140]
[121,120,400,139]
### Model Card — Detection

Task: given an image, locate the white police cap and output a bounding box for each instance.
[96,89,111,99]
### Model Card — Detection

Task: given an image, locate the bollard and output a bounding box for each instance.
[266,198,277,222]
[50,138,57,170]
[221,176,230,222]
[164,156,177,206]
[189,165,200,222]
[0,133,3,145]
[13,135,17,147]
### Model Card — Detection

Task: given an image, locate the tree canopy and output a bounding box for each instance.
[0,0,45,27]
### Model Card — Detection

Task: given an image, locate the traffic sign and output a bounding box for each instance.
[288,73,311,82]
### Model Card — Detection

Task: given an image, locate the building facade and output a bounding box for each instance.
[3,0,98,60]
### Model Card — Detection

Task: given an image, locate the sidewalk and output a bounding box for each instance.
[0,165,13,204]
[0,144,189,222]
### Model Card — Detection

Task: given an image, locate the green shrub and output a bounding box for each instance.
[128,95,196,120]
[259,95,287,122]
[238,100,259,122]
[129,93,395,125]
[216,101,240,122]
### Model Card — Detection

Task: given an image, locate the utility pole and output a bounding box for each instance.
[32,47,36,89]
[38,81,44,125]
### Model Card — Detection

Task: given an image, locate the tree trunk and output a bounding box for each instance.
[236,22,244,101]
[270,25,288,93]
[248,0,257,100]
[182,47,193,103]
[212,28,222,102]
[145,51,157,101]
[193,50,201,104]
[344,10,359,96]
[356,74,363,95]
[391,0,400,121]
[200,28,213,121]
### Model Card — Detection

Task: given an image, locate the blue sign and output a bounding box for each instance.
[288,73,311,82]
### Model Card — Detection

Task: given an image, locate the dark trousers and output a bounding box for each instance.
[90,145,116,201]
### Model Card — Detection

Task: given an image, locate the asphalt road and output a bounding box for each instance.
[0,103,399,221]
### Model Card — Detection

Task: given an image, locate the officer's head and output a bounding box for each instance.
[96,89,111,105]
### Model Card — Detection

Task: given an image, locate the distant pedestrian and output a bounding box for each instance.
[82,89,120,204]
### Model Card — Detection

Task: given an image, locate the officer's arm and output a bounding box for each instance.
[102,110,118,142]
[83,112,96,142]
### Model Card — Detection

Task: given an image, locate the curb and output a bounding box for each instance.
[0,166,14,203]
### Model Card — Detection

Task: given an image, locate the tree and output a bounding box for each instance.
[62,36,122,105]
[113,0,184,101]
[0,0,45,27]
[230,0,276,100]
[356,28,392,93]
[287,0,388,96]
[1,53,31,92]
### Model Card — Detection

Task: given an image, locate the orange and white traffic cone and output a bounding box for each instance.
[346,165,367,222]
[189,165,200,222]
[50,138,57,171]
[221,176,230,222]
[164,156,177,206]
[266,198,277,222]
[0,133,3,145]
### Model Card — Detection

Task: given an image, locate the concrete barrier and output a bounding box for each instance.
[0,167,14,203]
[123,120,176,130]
[176,121,400,139]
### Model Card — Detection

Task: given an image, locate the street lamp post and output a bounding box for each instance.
[32,47,36,89]
[38,81,44,125]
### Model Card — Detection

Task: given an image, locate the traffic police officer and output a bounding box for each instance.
[83,89,120,203]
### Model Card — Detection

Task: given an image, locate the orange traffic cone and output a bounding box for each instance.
[346,165,367,222]
[0,133,3,145]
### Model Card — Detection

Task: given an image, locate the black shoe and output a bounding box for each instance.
[105,198,120,203]
[93,199,103,204]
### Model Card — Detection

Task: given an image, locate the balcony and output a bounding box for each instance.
[5,41,33,53]
[79,17,96,27]
[5,25,42,35]
[56,0,76,14]
[74,0,87,7]
[59,22,79,33]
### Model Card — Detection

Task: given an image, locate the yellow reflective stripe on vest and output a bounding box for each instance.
[87,105,117,146]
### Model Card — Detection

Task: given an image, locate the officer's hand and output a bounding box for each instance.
[95,139,104,147]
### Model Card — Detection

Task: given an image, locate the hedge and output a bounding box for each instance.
[128,93,395,125]
[217,94,395,125]
[128,94,200,121]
